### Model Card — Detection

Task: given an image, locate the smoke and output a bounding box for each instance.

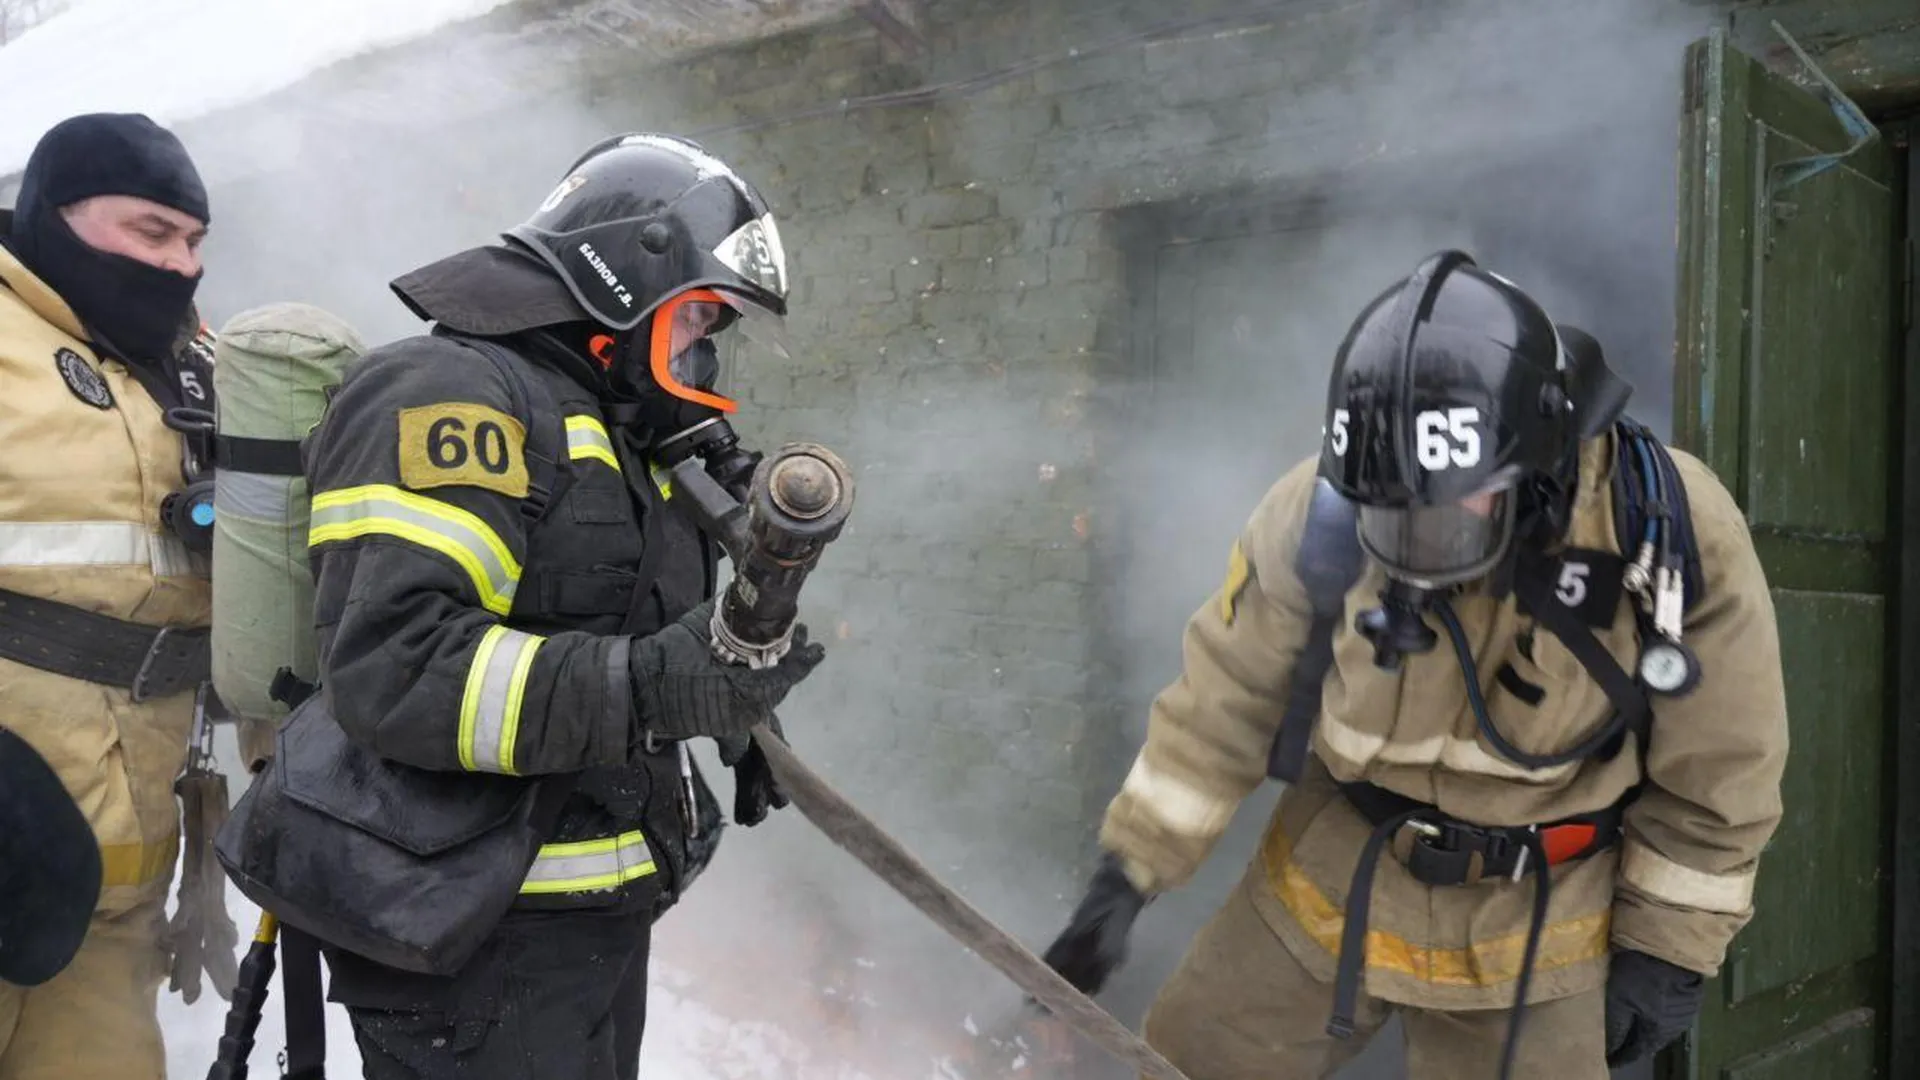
[133,0,1712,1077]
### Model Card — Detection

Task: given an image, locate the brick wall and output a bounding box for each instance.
[180,0,1709,1062]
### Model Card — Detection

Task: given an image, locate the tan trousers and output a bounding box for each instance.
[1141,871,1609,1080]
[0,899,168,1080]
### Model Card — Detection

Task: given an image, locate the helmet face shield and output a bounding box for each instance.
[1356,484,1516,588]
[649,287,790,413]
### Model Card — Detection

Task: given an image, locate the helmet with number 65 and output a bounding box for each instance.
[1318,250,1580,587]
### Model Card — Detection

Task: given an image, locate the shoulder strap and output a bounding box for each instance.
[441,332,571,525]
[1505,557,1654,762]
[278,924,327,1080]
[1267,479,1365,782]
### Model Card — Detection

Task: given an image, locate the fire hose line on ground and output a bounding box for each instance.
[669,437,1189,1080]
[749,720,1193,1080]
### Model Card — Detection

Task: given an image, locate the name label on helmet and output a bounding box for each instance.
[578,242,634,309]
[397,403,530,498]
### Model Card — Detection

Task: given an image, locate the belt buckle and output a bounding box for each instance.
[1406,819,1444,841]
[131,627,175,704]
[1510,825,1539,884]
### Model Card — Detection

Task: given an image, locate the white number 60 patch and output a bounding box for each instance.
[1414,406,1482,470]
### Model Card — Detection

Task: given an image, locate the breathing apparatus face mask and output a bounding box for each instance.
[597,286,789,441]
[1353,481,1517,670]
[1357,484,1517,590]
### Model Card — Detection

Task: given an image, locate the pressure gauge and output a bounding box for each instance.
[1638,638,1700,696]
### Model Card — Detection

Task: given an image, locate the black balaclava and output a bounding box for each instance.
[4,113,209,364]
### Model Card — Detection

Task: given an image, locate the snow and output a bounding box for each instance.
[0,0,514,175]
[155,882,845,1080]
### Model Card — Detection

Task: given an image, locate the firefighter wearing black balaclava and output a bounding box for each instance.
[1040,251,1788,1079]
[0,113,227,1077]
[292,133,824,1079]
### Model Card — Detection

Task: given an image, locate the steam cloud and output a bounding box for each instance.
[135,0,1711,1076]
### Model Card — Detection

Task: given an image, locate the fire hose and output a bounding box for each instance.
[662,430,1192,1080]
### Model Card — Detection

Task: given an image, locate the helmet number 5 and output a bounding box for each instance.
[1415,407,1482,470]
[1329,409,1350,456]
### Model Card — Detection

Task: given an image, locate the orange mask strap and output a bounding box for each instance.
[650,288,738,414]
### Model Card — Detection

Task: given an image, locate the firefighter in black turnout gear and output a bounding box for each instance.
[295,134,824,1079]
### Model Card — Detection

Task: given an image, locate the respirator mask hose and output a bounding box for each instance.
[1354,578,1442,670]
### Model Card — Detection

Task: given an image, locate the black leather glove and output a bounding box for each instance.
[1604,949,1705,1066]
[1038,852,1151,996]
[630,602,825,742]
[715,715,789,827]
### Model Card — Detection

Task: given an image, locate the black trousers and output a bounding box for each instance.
[326,908,655,1080]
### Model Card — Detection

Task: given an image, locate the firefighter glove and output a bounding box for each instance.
[716,715,790,827]
[629,601,825,743]
[1604,948,1704,1066]
[1038,852,1150,997]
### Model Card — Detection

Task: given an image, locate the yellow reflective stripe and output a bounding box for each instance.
[309,484,522,615]
[649,463,672,500]
[1620,839,1756,914]
[1261,819,1609,986]
[458,625,543,774]
[1220,540,1250,623]
[99,836,179,888]
[564,415,621,473]
[519,830,657,894]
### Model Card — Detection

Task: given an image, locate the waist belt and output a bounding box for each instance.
[1327,780,1630,1080]
[1341,781,1623,887]
[0,588,209,702]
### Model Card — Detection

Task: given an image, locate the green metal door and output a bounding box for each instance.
[1664,29,1900,1080]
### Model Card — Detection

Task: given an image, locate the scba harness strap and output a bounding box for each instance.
[1267,419,1703,1079]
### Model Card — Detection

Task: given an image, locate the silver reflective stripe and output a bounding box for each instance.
[458,625,543,774]
[0,520,198,578]
[520,830,657,894]
[150,534,201,579]
[214,471,293,519]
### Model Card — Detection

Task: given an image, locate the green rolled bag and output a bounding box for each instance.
[209,303,365,772]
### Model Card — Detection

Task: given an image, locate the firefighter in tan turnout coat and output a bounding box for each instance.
[0,114,224,1079]
[1041,251,1788,1080]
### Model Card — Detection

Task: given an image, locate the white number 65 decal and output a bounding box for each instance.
[1414,406,1482,470]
